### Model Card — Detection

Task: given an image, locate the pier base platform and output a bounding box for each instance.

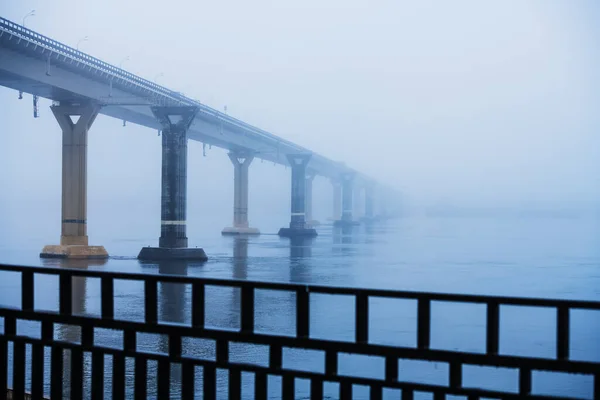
[138,247,208,261]
[40,245,108,260]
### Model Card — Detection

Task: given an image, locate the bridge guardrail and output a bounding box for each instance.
[0,263,598,399]
[0,16,351,177]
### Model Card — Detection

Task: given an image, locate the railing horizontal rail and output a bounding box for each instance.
[0,335,580,400]
[0,262,598,399]
[0,263,598,309]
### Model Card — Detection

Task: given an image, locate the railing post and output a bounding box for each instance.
[417,298,431,349]
[21,270,34,311]
[486,301,499,355]
[296,287,309,338]
[557,306,570,360]
[355,292,369,343]
[241,286,255,333]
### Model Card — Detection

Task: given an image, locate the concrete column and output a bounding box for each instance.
[304,172,319,227]
[334,172,358,226]
[354,186,364,220]
[138,106,207,261]
[331,179,342,221]
[40,101,108,259]
[222,152,259,235]
[365,183,375,220]
[278,154,317,238]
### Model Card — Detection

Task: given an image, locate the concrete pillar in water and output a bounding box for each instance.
[138,106,207,261]
[304,171,319,228]
[334,172,358,227]
[222,152,260,235]
[278,154,317,238]
[330,179,342,221]
[354,185,365,220]
[40,101,108,259]
[365,182,375,220]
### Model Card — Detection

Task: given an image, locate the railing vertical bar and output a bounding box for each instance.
[21,270,34,311]
[486,301,499,355]
[31,342,44,399]
[282,374,295,400]
[157,359,170,399]
[310,377,323,399]
[59,273,72,315]
[402,388,414,400]
[241,286,255,333]
[50,346,63,400]
[296,287,310,338]
[91,350,104,400]
[370,384,383,400]
[3,316,15,336]
[112,353,126,400]
[519,367,531,395]
[255,372,268,400]
[0,337,6,398]
[217,339,229,364]
[433,390,444,400]
[41,321,53,341]
[192,283,205,328]
[229,368,242,400]
[203,365,217,400]
[82,325,94,348]
[12,341,25,399]
[595,373,600,400]
[124,330,136,353]
[467,395,479,400]
[144,279,158,323]
[417,298,431,349]
[101,277,114,319]
[450,362,462,389]
[270,345,282,370]
[340,380,352,399]
[385,356,398,382]
[134,357,147,400]
[557,306,570,360]
[170,334,182,359]
[181,361,195,399]
[70,347,84,399]
[356,292,369,343]
[325,350,338,376]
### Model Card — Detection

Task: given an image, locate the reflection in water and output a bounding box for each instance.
[332,225,356,256]
[41,258,107,398]
[232,237,249,280]
[289,237,314,284]
[157,261,189,395]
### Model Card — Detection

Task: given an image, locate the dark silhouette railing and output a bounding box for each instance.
[0,263,598,399]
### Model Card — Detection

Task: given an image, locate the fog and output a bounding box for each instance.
[1,1,599,242]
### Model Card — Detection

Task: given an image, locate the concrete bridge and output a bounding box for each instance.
[0,16,391,261]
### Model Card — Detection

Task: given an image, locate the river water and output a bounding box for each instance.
[0,213,598,399]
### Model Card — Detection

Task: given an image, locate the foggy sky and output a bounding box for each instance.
[0,1,599,242]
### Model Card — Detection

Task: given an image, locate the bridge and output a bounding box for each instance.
[0,16,392,261]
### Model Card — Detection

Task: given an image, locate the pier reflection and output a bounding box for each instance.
[41,258,107,398]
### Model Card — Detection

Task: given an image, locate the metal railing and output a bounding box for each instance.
[0,262,598,399]
[0,16,354,180]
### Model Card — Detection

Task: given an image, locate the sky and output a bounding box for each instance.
[0,0,599,241]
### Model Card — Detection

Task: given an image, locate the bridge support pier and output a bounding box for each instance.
[40,102,108,259]
[334,172,359,227]
[304,172,319,228]
[222,152,260,235]
[364,183,375,222]
[138,106,207,261]
[278,154,317,238]
[329,179,342,221]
